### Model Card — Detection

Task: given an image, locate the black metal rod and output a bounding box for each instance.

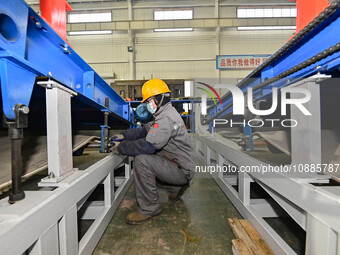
[9,127,25,203]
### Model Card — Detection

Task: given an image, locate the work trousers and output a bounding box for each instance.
[133,154,190,215]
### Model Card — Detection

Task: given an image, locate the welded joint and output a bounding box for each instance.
[37,80,78,97]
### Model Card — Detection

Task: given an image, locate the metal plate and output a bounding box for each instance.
[254,130,291,156]
[0,135,98,189]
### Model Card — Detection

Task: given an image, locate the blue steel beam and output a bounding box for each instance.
[208,3,340,121]
[0,0,132,123]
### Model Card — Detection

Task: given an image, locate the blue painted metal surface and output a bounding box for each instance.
[0,0,132,123]
[100,125,109,153]
[243,125,254,152]
[208,7,340,121]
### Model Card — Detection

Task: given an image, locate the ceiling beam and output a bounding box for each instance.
[67,17,295,31]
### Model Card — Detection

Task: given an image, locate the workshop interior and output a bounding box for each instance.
[0,0,340,254]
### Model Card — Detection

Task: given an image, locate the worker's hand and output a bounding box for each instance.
[110,142,121,154]
[111,134,124,142]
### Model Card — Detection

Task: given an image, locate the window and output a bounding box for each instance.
[153,9,193,32]
[154,9,193,20]
[154,28,193,32]
[68,30,112,36]
[68,11,112,23]
[237,26,296,31]
[237,7,296,18]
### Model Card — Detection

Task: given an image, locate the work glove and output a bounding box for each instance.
[110,141,121,155]
[111,134,124,142]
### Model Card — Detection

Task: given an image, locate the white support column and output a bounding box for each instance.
[306,214,338,255]
[104,170,114,207]
[29,224,59,255]
[218,154,224,178]
[125,158,132,179]
[238,171,251,206]
[206,146,211,165]
[215,27,221,82]
[290,75,330,167]
[59,205,78,255]
[128,30,136,80]
[127,0,135,80]
[128,0,133,20]
[215,0,219,18]
[38,81,77,183]
[215,0,220,82]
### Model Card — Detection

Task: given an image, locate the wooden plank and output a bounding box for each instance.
[239,219,274,255]
[228,218,260,255]
[232,239,251,255]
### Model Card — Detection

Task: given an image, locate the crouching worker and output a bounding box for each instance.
[111,78,195,225]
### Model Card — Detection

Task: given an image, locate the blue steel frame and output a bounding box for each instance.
[208,7,340,122]
[0,0,132,123]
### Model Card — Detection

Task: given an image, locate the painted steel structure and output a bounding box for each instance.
[194,1,340,253]
[0,1,134,253]
[195,130,339,255]
[195,75,340,254]
[0,0,132,122]
[207,1,340,123]
[0,153,133,255]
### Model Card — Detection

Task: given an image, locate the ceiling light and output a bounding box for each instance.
[68,30,112,35]
[154,28,193,32]
[237,26,296,31]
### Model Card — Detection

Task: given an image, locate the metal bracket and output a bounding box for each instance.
[288,74,331,170]
[37,80,77,185]
[37,80,78,97]
[100,100,111,153]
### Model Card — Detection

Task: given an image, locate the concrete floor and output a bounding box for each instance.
[93,172,241,255]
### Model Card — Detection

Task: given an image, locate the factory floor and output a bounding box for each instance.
[93,171,241,255]
[88,151,304,255]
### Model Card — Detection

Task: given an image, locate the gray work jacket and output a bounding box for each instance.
[145,102,195,173]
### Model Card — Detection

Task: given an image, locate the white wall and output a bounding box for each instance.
[65,0,296,82]
[68,28,294,81]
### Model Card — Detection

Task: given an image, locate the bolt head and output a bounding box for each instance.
[21,106,30,114]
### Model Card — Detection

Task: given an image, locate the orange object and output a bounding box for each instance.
[40,0,72,41]
[290,0,330,35]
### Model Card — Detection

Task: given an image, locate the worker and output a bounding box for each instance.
[111,78,195,225]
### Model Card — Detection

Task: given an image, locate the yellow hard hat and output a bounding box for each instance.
[141,78,171,103]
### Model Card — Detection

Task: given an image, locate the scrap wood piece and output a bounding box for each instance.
[239,219,274,255]
[232,239,251,255]
[228,218,260,255]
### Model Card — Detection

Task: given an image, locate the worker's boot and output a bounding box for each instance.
[126,211,159,225]
[168,184,189,201]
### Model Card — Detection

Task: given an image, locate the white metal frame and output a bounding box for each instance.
[0,80,133,254]
[195,134,340,254]
[195,75,340,255]
[0,154,133,255]
[38,80,78,183]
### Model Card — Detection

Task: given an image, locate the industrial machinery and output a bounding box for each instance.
[0,0,134,254]
[195,0,340,254]
[1,0,340,254]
